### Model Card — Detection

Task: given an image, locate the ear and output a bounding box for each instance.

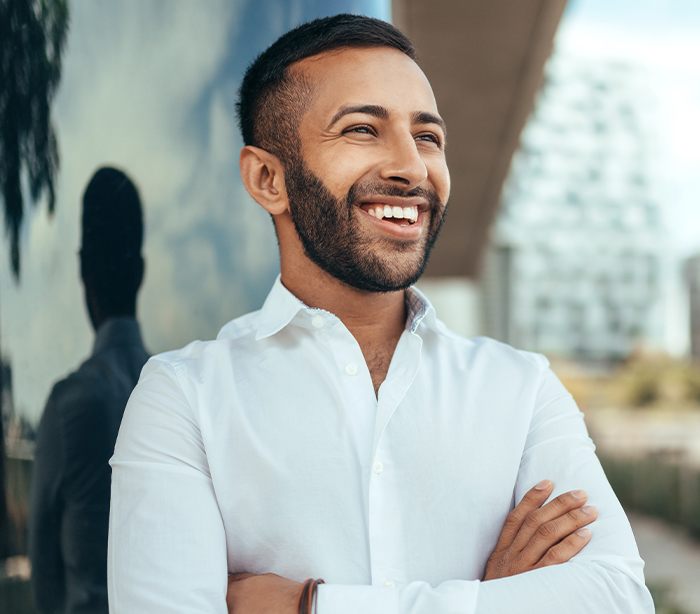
[239,146,289,216]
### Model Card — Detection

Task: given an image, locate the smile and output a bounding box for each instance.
[355,203,427,240]
[363,204,418,224]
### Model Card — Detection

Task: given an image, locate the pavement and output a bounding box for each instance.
[629,512,700,613]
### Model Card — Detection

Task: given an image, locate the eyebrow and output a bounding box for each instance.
[327,104,388,128]
[327,104,447,136]
[412,111,447,136]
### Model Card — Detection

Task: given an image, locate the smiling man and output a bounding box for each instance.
[107,14,653,614]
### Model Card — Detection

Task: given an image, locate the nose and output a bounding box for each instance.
[379,134,428,190]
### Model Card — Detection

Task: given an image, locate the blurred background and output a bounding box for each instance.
[1,0,699,612]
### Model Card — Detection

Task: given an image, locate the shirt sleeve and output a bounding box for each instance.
[107,357,228,613]
[29,385,67,613]
[316,361,654,614]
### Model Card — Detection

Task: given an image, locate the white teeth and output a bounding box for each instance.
[364,204,419,222]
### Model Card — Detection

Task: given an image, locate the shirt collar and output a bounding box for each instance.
[92,317,145,356]
[255,276,437,341]
[404,284,437,333]
[254,276,307,341]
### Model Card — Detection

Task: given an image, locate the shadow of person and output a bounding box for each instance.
[29,167,149,613]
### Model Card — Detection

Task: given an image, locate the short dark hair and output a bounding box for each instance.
[236,14,416,163]
[80,166,144,316]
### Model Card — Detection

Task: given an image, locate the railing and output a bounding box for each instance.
[601,451,700,540]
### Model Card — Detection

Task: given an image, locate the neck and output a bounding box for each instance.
[280,257,407,351]
[87,294,136,333]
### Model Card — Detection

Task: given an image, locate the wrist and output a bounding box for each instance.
[298,578,325,614]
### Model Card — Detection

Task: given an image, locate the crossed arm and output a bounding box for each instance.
[108,360,654,613]
[226,482,601,612]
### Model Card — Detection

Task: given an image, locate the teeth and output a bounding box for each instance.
[366,205,419,223]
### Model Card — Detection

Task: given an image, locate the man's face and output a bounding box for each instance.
[283,46,450,292]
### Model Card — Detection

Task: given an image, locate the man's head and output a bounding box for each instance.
[80,166,145,330]
[238,14,450,292]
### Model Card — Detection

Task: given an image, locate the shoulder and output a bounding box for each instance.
[36,364,109,459]
[44,361,107,418]
[140,308,259,372]
[216,308,261,342]
[136,324,255,406]
[430,320,549,374]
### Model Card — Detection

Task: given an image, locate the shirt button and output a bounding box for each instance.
[373,460,384,474]
[311,315,325,329]
[344,363,358,376]
[383,579,395,588]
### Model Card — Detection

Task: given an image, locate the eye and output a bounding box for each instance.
[342,124,377,137]
[416,132,442,147]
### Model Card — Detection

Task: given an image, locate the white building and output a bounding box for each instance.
[483,53,664,362]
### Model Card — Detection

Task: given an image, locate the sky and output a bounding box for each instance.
[561,0,700,257]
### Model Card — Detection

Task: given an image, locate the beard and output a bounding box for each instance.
[283,153,447,293]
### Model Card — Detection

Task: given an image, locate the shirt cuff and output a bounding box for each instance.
[316,580,480,614]
[316,584,399,614]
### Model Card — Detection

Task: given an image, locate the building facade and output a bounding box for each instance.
[483,53,664,362]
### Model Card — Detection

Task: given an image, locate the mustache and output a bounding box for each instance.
[346,182,434,202]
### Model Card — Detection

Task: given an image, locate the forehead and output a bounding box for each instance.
[293,46,439,123]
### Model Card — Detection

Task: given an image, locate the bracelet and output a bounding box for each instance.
[298,578,325,614]
[311,578,324,614]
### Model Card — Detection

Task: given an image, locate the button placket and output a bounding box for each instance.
[369,435,399,586]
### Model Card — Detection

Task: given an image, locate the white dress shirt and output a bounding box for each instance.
[108,277,653,613]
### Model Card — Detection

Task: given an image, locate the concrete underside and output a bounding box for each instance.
[393,0,567,278]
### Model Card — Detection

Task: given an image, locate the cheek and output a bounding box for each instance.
[308,148,373,197]
[428,159,451,203]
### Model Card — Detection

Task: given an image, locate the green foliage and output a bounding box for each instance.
[0,0,69,279]
[648,581,690,614]
[601,454,700,540]
[613,355,700,410]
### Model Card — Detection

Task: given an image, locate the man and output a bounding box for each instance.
[108,15,653,613]
[30,167,149,613]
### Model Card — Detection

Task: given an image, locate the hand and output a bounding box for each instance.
[483,480,597,580]
[226,572,303,614]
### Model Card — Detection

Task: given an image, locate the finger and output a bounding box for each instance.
[520,504,597,564]
[510,489,588,553]
[491,480,554,553]
[533,527,593,569]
